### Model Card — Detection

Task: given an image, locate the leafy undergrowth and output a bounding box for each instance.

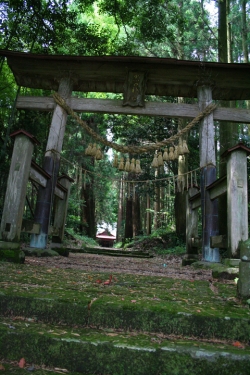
[122,231,186,256]
[49,229,99,250]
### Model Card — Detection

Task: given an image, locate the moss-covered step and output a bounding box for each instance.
[1,294,250,342]
[1,317,250,375]
[70,247,153,258]
[22,248,59,257]
[191,261,239,280]
[0,362,82,375]
[1,261,250,341]
[0,250,25,263]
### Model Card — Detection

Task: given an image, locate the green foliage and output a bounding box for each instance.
[65,227,98,247]
[121,229,186,256]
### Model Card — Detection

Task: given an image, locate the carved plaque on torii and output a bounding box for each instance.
[123,71,147,107]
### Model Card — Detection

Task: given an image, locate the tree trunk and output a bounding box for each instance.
[146,193,151,235]
[218,0,228,63]
[124,195,133,239]
[132,190,141,237]
[241,0,248,63]
[81,179,96,239]
[218,0,239,239]
[116,175,124,242]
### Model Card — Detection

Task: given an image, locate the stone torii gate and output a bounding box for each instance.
[0,50,250,260]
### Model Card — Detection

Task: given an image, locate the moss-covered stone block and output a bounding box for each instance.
[51,247,69,257]
[222,258,240,267]
[0,249,24,264]
[240,239,250,260]
[23,248,59,257]
[182,258,197,266]
[191,261,239,280]
[238,261,250,298]
[1,318,250,375]
[212,266,239,280]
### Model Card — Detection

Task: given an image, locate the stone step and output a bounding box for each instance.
[1,262,250,342]
[0,362,82,375]
[0,317,250,375]
[1,294,250,342]
[70,247,153,258]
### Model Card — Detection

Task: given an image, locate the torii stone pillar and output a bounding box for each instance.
[30,77,73,249]
[224,144,250,257]
[0,130,39,243]
[198,86,220,262]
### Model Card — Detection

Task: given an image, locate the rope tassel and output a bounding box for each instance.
[118,157,125,171]
[125,158,131,172]
[130,158,136,172]
[163,148,169,161]
[151,152,158,168]
[157,151,164,166]
[135,160,142,174]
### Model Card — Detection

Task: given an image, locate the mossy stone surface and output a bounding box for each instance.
[240,239,250,260]
[0,249,24,263]
[182,258,197,266]
[0,262,250,341]
[191,261,239,280]
[51,247,69,257]
[0,317,250,375]
[23,249,59,257]
[0,363,82,375]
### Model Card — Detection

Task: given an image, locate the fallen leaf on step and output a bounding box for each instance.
[54,368,69,373]
[18,358,26,368]
[106,333,118,336]
[233,341,245,349]
[0,364,5,371]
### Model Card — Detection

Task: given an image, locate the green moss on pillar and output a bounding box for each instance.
[0,246,25,264]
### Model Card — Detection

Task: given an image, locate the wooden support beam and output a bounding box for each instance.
[206,176,227,200]
[21,219,40,234]
[210,235,227,249]
[54,186,65,200]
[29,161,51,187]
[17,96,250,123]
[52,175,74,243]
[189,191,201,209]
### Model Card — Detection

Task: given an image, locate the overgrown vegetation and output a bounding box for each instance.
[120,229,186,256]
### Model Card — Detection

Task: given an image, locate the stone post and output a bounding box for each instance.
[0,130,39,243]
[223,143,250,257]
[238,239,250,298]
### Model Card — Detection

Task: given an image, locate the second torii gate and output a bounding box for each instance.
[1,50,250,260]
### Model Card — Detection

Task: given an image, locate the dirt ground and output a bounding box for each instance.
[25,252,213,281]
